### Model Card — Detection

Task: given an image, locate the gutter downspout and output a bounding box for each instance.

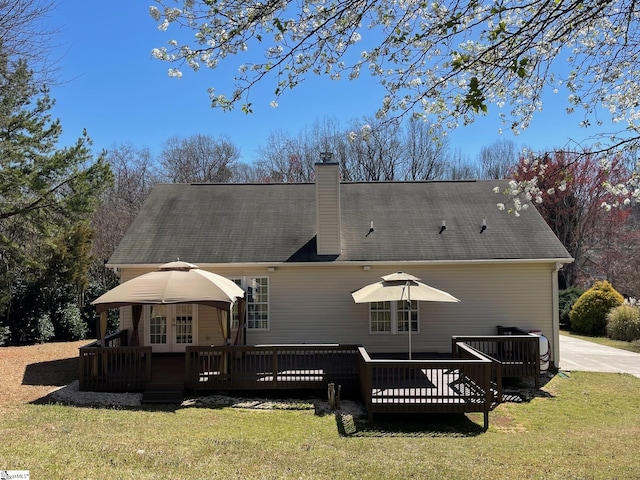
[551,262,562,370]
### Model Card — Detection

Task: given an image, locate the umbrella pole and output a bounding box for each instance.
[407,281,412,361]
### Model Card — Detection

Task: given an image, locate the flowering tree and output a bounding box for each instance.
[150,0,640,204]
[510,152,632,289]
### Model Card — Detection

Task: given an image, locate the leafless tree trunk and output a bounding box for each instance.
[402,119,449,181]
[443,150,480,180]
[91,144,159,262]
[0,0,62,83]
[160,134,239,183]
[478,139,520,179]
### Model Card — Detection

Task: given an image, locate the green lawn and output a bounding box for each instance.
[2,372,640,479]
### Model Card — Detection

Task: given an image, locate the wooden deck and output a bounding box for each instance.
[79,332,542,429]
[359,344,495,427]
[185,344,361,393]
[452,335,541,388]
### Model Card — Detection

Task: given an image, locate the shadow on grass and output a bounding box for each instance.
[501,374,555,403]
[32,375,556,440]
[336,412,485,438]
[23,357,78,387]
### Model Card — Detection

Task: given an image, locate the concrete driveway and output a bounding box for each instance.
[559,334,640,378]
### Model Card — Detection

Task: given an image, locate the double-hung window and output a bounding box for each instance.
[231,277,269,330]
[369,301,418,334]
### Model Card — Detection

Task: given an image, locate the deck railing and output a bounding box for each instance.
[79,331,150,392]
[357,344,494,428]
[103,329,129,347]
[453,341,503,403]
[185,344,361,393]
[451,335,540,388]
[77,332,543,428]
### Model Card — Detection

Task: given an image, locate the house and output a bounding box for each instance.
[106,158,572,369]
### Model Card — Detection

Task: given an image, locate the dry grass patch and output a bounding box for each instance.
[0,340,91,408]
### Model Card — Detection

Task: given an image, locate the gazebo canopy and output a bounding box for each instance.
[91,261,245,313]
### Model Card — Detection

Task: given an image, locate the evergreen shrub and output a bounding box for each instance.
[55,303,89,341]
[569,281,624,335]
[559,286,585,328]
[28,313,55,344]
[0,325,10,346]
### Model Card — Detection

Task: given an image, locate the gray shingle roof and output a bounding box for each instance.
[107,180,572,265]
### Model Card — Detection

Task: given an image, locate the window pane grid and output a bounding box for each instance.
[397,301,418,333]
[244,277,269,330]
[370,301,392,332]
[149,306,167,344]
[369,301,419,334]
[174,315,193,344]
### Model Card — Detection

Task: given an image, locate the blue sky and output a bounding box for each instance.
[47,1,605,165]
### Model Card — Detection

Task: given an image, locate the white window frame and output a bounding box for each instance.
[232,276,270,331]
[369,300,419,335]
[144,304,198,352]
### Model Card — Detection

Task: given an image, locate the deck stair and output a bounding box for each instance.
[141,381,184,404]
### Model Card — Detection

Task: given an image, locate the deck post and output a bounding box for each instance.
[185,349,191,390]
[271,348,279,387]
[534,338,541,388]
[98,311,107,344]
[145,349,152,385]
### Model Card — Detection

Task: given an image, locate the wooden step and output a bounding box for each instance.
[142,382,184,404]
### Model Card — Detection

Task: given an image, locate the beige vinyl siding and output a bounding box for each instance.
[197,306,225,346]
[241,263,556,358]
[115,262,557,360]
[315,163,341,255]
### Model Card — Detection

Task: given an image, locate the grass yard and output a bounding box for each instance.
[1,371,640,479]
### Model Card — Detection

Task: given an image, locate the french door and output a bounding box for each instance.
[146,304,197,352]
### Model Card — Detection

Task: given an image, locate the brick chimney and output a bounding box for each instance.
[315,152,341,256]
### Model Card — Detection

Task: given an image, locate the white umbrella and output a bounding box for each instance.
[352,272,460,359]
[91,261,245,312]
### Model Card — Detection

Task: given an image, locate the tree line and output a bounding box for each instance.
[2,0,640,345]
[98,124,640,293]
[2,65,639,345]
[0,29,523,345]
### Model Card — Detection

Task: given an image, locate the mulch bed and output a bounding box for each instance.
[0,340,91,407]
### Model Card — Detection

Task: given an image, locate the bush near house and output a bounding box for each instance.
[54,303,89,341]
[606,304,640,342]
[570,281,624,336]
[559,286,585,328]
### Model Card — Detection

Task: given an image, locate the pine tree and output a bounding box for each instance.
[0,49,113,344]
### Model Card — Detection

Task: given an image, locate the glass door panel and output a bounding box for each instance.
[149,305,170,352]
[146,304,197,352]
[173,304,194,352]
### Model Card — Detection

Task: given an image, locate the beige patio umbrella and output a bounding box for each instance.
[91,261,245,345]
[351,272,460,359]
